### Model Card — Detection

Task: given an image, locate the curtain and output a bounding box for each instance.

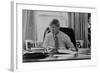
[68,12,88,48]
[22,10,37,47]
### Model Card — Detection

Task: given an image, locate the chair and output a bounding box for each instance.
[60,27,76,47]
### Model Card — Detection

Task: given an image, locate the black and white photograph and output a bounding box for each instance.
[11,2,97,71]
[22,10,91,62]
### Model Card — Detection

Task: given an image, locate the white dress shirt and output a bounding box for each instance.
[43,31,75,50]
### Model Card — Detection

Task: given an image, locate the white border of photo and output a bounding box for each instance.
[11,1,97,72]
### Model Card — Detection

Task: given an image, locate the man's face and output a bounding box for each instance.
[50,24,59,35]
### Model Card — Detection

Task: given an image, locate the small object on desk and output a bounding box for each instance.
[74,52,78,58]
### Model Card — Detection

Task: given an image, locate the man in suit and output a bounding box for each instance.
[43,19,76,54]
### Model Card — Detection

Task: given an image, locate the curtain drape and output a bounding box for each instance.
[22,10,37,45]
[68,12,88,48]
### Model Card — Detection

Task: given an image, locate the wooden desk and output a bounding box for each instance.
[23,48,91,62]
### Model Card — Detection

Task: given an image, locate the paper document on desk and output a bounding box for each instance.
[58,49,77,54]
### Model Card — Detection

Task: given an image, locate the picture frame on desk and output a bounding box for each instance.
[11,1,97,71]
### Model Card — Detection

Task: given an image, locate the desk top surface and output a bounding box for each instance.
[23,48,91,62]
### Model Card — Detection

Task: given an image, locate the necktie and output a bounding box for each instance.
[54,35,59,52]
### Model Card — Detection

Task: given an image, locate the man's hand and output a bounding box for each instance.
[46,47,58,54]
[70,48,78,52]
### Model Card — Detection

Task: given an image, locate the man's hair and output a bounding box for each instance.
[50,19,60,27]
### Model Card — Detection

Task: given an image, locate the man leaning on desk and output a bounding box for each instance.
[43,19,77,54]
